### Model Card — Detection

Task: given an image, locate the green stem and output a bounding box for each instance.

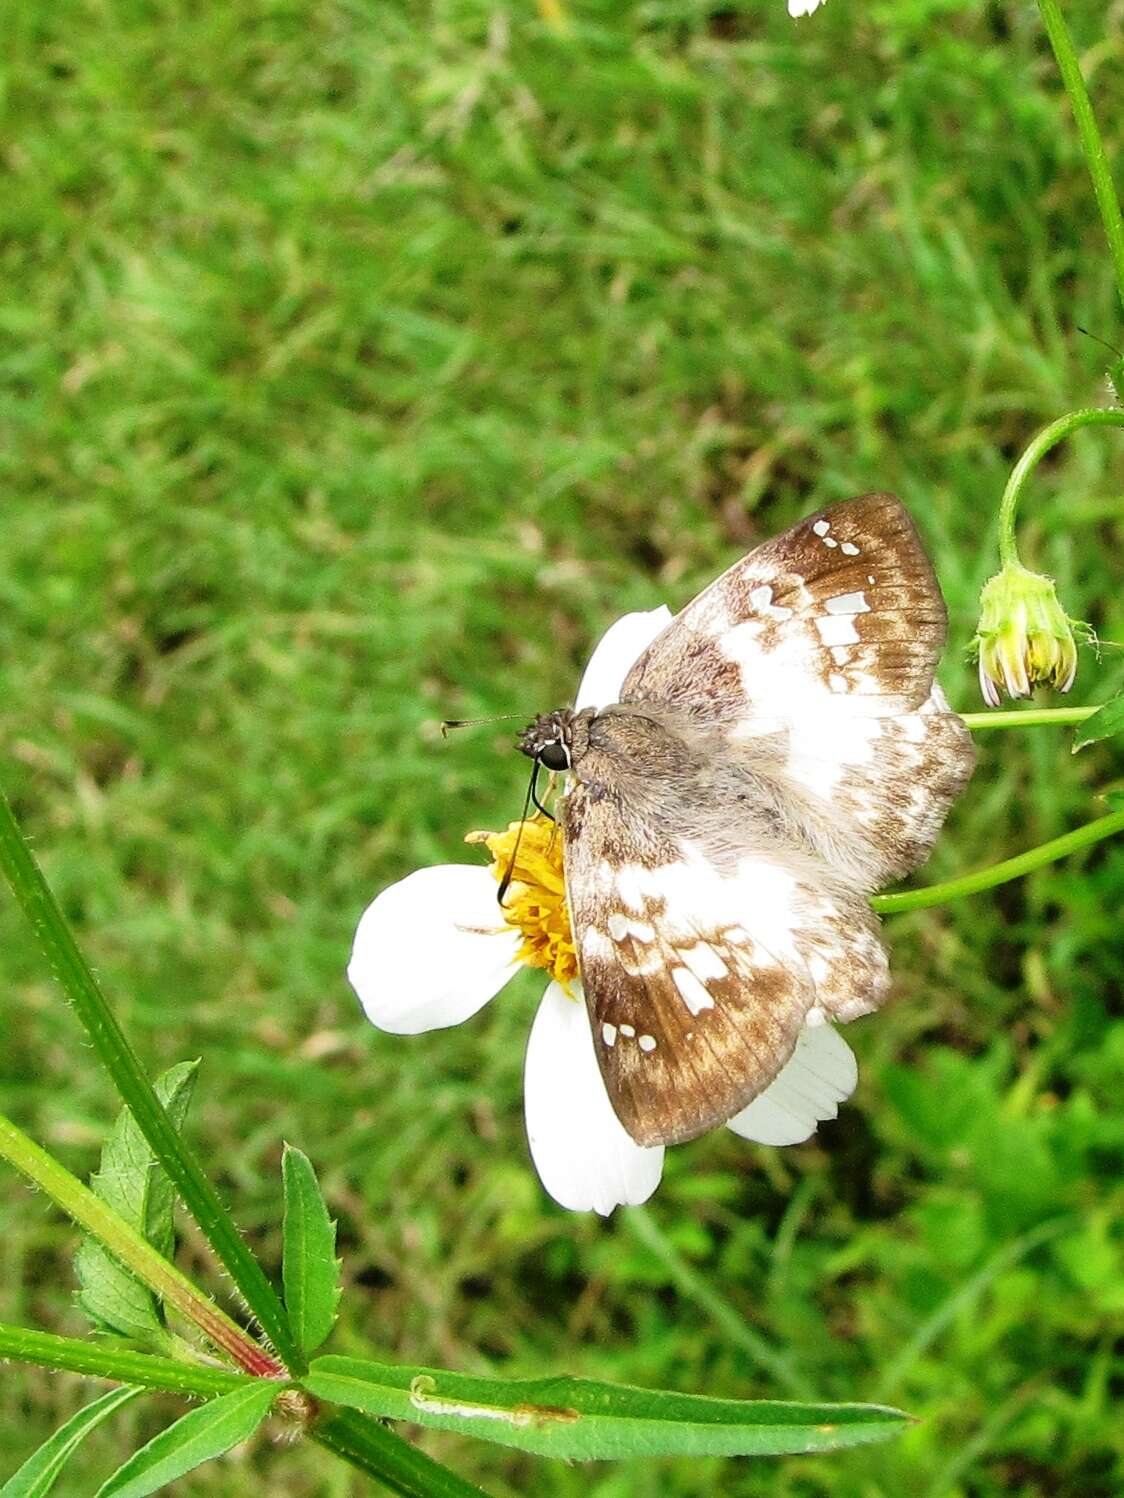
[0,1110,283,1380]
[0,785,301,1374]
[997,407,1124,567]
[0,1321,260,1399]
[1036,0,1124,312]
[873,810,1124,915]
[312,1408,492,1498]
[961,705,1097,731]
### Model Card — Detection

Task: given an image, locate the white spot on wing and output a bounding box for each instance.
[638,1034,657,1052]
[830,645,851,664]
[680,942,728,982]
[825,591,870,615]
[813,520,830,537]
[829,673,848,693]
[672,966,715,1016]
[814,615,861,646]
[822,536,839,548]
[582,928,613,960]
[841,541,860,556]
[615,867,647,913]
[620,1023,636,1038]
[602,1022,617,1047]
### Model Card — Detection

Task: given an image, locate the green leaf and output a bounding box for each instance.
[1103,790,1124,811]
[302,1357,913,1460]
[1073,696,1124,750]
[1,1388,140,1498]
[94,1383,277,1498]
[77,1063,198,1340]
[281,1145,341,1357]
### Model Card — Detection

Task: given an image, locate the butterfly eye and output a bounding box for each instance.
[538,740,570,772]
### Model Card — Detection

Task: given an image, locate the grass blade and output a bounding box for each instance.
[1,1388,140,1498]
[93,1384,277,1498]
[302,1357,912,1460]
[312,1410,493,1498]
[281,1145,340,1358]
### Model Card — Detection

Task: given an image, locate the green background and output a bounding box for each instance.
[2,0,1123,1493]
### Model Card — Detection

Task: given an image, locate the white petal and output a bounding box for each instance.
[788,0,826,15]
[524,982,664,1214]
[574,607,673,712]
[727,1024,857,1145]
[348,865,520,1035]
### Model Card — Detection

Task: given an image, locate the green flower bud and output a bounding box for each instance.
[972,562,1081,707]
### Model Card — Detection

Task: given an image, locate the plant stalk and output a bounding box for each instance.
[996,407,1124,567]
[873,810,1124,915]
[0,1321,260,1399]
[0,785,302,1373]
[0,1110,284,1380]
[960,706,1097,731]
[1036,0,1124,312]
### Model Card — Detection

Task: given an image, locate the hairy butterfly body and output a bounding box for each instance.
[519,493,974,1148]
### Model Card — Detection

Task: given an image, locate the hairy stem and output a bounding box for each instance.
[0,785,301,1373]
[997,408,1124,568]
[873,811,1124,915]
[0,1321,260,1399]
[1036,0,1124,312]
[0,1110,283,1380]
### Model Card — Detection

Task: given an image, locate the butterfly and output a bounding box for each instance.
[517,493,975,1148]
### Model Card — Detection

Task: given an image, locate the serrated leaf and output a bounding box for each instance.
[282,1145,341,1357]
[301,1357,913,1460]
[1073,696,1124,751]
[77,1062,199,1339]
[1,1388,140,1498]
[94,1383,277,1498]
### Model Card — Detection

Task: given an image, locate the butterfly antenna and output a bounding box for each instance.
[497,760,542,906]
[441,712,528,739]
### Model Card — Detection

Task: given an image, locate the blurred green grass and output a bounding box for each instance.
[1,0,1123,1493]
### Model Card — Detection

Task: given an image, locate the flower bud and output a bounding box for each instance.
[972,562,1081,706]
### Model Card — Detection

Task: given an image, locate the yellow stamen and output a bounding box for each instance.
[466,817,577,992]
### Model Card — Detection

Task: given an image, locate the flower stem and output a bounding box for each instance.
[872,810,1124,915]
[960,705,1098,731]
[1036,0,1124,312]
[997,408,1124,568]
[312,1408,493,1498]
[0,784,301,1374]
[0,1110,284,1379]
[0,1321,260,1399]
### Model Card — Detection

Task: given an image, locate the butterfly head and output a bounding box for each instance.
[518,709,577,771]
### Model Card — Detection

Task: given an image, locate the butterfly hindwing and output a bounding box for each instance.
[617,493,974,887]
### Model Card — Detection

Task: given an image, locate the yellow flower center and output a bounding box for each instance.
[465,816,578,991]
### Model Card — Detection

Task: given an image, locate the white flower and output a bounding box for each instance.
[348,609,859,1215]
[788,0,827,15]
